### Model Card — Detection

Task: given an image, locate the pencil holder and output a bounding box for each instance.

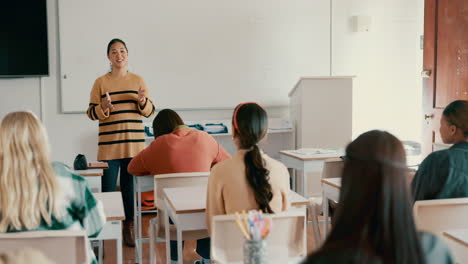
[243,239,267,264]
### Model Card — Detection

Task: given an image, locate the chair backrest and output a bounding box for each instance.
[0,230,88,264]
[413,198,468,234]
[211,209,307,264]
[153,172,210,210]
[321,158,344,179]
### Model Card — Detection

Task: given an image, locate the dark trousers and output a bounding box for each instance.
[170,238,211,261]
[101,158,134,222]
[169,218,210,260]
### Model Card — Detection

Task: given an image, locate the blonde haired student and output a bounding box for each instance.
[0,111,106,264]
[412,100,468,201]
[206,102,290,234]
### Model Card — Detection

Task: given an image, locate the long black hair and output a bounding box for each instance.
[152,109,184,139]
[232,103,274,213]
[305,130,424,264]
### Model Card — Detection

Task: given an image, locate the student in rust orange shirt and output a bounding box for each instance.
[128,108,230,264]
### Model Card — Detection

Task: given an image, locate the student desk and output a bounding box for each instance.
[321,177,341,238]
[443,229,468,262]
[70,169,103,193]
[279,149,343,197]
[92,192,125,264]
[163,186,308,264]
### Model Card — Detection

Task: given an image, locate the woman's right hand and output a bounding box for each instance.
[102,92,114,111]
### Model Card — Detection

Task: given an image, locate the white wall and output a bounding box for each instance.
[0,78,41,118]
[332,0,424,142]
[0,0,424,164]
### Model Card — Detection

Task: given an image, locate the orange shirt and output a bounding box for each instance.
[128,127,231,175]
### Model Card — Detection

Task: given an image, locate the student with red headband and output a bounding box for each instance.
[206,102,291,234]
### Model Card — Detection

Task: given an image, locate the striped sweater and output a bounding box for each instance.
[87,72,155,161]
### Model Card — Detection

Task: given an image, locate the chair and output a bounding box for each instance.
[308,157,343,246]
[148,172,210,264]
[0,230,88,264]
[210,209,307,264]
[413,198,468,263]
[413,198,468,233]
[133,175,157,263]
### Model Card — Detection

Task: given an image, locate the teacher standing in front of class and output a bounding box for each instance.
[87,38,155,247]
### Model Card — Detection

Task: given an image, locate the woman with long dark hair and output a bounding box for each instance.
[412,100,468,201]
[206,102,290,232]
[87,38,155,246]
[303,130,453,264]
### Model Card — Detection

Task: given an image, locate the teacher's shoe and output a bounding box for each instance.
[123,221,135,247]
[194,258,211,264]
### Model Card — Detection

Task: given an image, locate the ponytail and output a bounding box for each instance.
[233,103,274,213]
[244,145,274,213]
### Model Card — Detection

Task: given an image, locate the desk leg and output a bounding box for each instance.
[177,225,183,264]
[303,170,308,197]
[98,240,103,264]
[134,176,143,264]
[117,222,122,264]
[165,201,171,264]
[290,168,297,192]
[322,189,329,238]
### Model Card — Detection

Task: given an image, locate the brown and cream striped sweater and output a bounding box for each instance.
[87,72,155,161]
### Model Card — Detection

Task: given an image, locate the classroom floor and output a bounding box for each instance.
[101,214,323,264]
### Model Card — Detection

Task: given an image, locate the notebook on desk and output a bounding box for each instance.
[291,148,342,156]
[87,162,108,169]
[281,148,344,160]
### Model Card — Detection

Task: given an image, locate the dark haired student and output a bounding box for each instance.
[206,102,290,233]
[412,100,468,201]
[87,38,155,246]
[128,109,230,264]
[302,130,454,264]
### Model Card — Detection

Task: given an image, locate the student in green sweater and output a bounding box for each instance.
[412,100,468,201]
[303,130,454,264]
[0,111,106,264]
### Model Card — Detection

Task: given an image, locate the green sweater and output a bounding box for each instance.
[6,162,106,264]
[412,142,468,201]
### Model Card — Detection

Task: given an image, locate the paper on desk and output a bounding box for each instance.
[291,148,341,155]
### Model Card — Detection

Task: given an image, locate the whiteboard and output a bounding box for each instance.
[58,0,330,112]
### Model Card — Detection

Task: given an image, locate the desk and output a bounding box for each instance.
[443,229,468,262]
[163,186,308,264]
[321,178,341,238]
[92,192,125,264]
[70,169,103,193]
[279,149,343,197]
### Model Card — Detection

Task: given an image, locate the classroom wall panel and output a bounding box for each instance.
[58,0,331,112]
[332,0,423,141]
[0,0,424,165]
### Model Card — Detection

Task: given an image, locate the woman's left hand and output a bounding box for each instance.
[138,88,147,107]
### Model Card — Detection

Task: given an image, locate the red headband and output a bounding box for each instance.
[232,102,262,133]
